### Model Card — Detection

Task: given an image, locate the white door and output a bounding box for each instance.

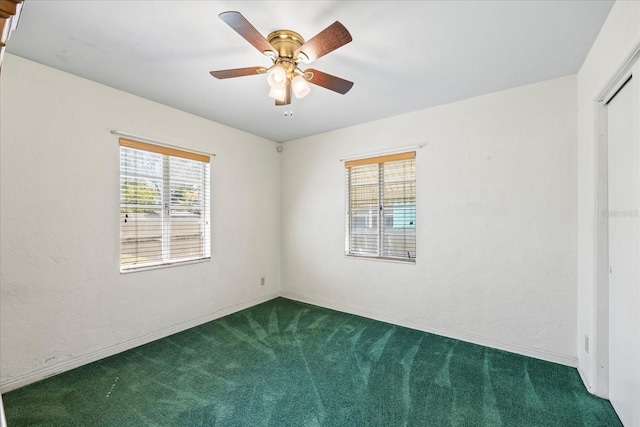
[607,68,640,427]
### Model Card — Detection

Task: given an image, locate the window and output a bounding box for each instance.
[119,138,210,272]
[345,152,416,261]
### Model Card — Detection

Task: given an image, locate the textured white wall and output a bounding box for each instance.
[280,76,578,365]
[0,54,281,391]
[576,0,640,395]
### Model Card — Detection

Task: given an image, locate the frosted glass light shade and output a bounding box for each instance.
[268,87,287,102]
[267,66,287,89]
[292,75,310,99]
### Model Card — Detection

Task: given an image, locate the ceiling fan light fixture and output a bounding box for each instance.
[292,75,311,99]
[267,65,287,89]
[211,12,354,106]
[268,86,287,102]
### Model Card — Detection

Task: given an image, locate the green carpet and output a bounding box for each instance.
[2,298,621,426]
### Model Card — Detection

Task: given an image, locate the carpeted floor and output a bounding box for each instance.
[2,298,621,426]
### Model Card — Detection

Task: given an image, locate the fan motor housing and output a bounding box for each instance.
[267,30,305,60]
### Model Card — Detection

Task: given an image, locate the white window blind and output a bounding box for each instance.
[345,152,416,261]
[119,138,211,272]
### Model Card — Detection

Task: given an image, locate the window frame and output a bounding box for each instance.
[345,151,416,263]
[119,138,211,273]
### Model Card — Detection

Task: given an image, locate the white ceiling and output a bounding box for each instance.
[7,0,614,142]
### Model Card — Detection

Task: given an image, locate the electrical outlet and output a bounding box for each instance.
[584,335,589,353]
[260,277,265,286]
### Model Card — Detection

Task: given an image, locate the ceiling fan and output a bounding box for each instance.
[210,11,353,106]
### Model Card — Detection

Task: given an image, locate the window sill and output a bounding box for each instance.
[120,257,211,274]
[345,254,416,264]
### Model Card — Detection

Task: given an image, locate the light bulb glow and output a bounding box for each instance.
[292,75,311,99]
[267,66,287,89]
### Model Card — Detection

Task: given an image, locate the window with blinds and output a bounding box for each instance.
[345,152,416,261]
[119,138,211,272]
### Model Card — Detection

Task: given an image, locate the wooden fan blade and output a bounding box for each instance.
[219,11,277,56]
[210,67,267,79]
[295,21,352,63]
[305,69,353,94]
[276,79,291,105]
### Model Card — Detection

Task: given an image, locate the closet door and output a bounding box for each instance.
[607,70,639,427]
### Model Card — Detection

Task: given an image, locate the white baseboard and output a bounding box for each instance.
[280,291,578,368]
[2,290,578,395]
[0,293,279,394]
